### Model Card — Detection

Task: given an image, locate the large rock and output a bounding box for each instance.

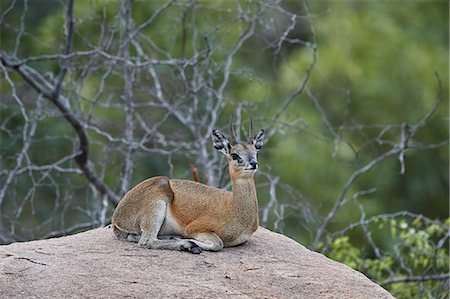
[0,226,394,298]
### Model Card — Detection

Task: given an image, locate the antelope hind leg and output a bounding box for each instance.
[128,233,180,242]
[158,234,182,240]
[137,200,202,254]
[113,224,139,242]
[139,236,202,254]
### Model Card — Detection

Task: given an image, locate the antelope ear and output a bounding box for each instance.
[252,129,265,152]
[212,130,231,155]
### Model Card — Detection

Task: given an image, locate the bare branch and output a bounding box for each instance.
[0,0,17,27]
[268,2,317,138]
[311,91,446,250]
[380,274,450,287]
[54,0,74,96]
[119,0,136,195]
[1,49,120,206]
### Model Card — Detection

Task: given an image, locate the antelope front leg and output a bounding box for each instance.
[186,232,224,252]
[184,219,224,252]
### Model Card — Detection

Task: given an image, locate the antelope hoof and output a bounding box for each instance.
[190,246,202,254]
[181,241,202,254]
[127,234,140,242]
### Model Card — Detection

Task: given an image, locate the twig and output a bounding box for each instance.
[54,0,74,96]
[380,274,450,287]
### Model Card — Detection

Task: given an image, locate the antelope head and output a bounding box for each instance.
[212,119,265,178]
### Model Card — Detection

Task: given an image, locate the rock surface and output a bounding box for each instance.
[0,226,394,298]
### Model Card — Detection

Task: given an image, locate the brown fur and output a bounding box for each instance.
[111,128,264,253]
[112,176,173,234]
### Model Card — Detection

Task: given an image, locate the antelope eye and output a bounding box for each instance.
[231,153,243,163]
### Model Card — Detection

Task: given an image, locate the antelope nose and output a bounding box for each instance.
[249,160,258,169]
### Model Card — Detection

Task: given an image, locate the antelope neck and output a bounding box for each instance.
[229,176,258,224]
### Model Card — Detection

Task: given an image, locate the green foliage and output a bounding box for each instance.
[324,217,449,299]
[327,236,362,270]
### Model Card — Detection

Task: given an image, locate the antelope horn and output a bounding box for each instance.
[229,116,237,145]
[248,116,254,143]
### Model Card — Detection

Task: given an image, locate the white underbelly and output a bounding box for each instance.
[158,207,184,236]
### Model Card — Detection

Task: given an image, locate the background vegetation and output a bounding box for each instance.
[1,1,448,298]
